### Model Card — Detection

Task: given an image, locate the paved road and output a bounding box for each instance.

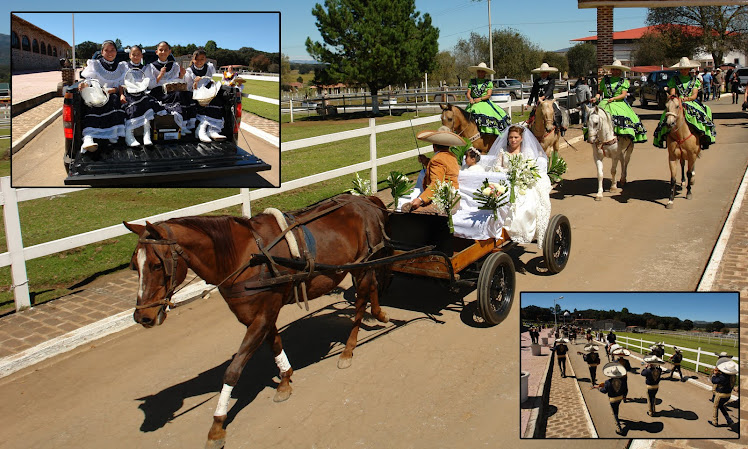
[565,339,737,438]
[0,99,744,448]
[10,116,279,188]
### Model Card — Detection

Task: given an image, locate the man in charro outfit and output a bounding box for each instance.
[667,347,685,382]
[641,355,664,416]
[597,362,628,435]
[578,344,601,384]
[709,357,738,428]
[526,63,566,135]
[552,338,569,377]
[401,127,461,213]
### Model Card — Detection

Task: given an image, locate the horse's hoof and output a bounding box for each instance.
[273,388,292,403]
[337,356,353,369]
[595,196,602,202]
[205,438,225,449]
[375,311,389,323]
[666,203,673,209]
[686,192,692,200]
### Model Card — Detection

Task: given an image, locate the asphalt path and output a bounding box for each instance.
[10,117,279,188]
[565,339,738,438]
[0,99,744,448]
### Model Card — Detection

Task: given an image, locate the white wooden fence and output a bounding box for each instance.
[614,335,739,374]
[1,114,444,312]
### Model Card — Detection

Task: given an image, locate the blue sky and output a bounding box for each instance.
[9,11,279,52]
[5,1,648,58]
[521,292,739,323]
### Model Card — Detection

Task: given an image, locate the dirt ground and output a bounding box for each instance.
[0,101,745,449]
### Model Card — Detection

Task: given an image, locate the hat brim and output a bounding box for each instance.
[468,65,495,75]
[602,362,626,378]
[716,357,739,375]
[416,130,465,147]
[531,67,559,73]
[671,62,701,69]
[612,348,631,356]
[602,64,631,71]
[644,357,664,364]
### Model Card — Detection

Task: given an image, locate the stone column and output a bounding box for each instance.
[597,6,613,77]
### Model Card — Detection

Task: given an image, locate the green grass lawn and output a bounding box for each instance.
[613,331,738,375]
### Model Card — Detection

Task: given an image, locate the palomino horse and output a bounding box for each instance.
[528,99,560,157]
[439,103,496,153]
[585,105,634,201]
[124,194,391,449]
[664,96,701,209]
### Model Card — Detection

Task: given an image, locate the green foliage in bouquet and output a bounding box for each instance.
[348,172,372,196]
[506,153,540,203]
[450,141,473,165]
[547,151,567,183]
[430,178,461,233]
[384,171,415,208]
[473,178,510,220]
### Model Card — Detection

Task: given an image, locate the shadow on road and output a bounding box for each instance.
[621,419,665,435]
[657,406,698,420]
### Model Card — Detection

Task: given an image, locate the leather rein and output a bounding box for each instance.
[134,224,191,310]
[665,96,695,148]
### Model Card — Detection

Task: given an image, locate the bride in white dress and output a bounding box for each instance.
[479,125,552,249]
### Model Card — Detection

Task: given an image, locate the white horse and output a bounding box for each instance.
[585,105,634,201]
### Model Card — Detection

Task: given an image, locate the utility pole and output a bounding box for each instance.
[488,0,493,71]
[553,295,563,331]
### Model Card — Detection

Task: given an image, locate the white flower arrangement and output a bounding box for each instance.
[504,153,540,203]
[473,178,510,220]
[348,172,372,196]
[429,178,460,233]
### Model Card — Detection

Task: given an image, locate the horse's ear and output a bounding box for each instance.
[123,221,146,236]
[145,221,166,239]
[440,103,448,111]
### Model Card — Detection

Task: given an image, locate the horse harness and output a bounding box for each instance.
[134,224,191,310]
[665,96,695,150]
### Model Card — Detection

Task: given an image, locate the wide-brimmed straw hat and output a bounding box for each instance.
[671,57,700,69]
[602,59,631,71]
[584,344,599,352]
[416,126,464,147]
[612,347,631,357]
[468,62,495,75]
[716,357,738,375]
[674,347,682,353]
[644,355,664,364]
[603,362,627,378]
[716,351,733,357]
[532,62,558,73]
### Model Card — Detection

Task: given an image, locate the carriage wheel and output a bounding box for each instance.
[543,214,571,274]
[477,252,515,326]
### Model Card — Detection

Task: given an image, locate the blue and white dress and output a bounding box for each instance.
[145,59,193,131]
[120,60,157,131]
[185,62,224,134]
[80,57,127,140]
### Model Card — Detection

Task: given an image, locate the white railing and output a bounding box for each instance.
[1,115,445,312]
[643,329,738,346]
[614,335,739,374]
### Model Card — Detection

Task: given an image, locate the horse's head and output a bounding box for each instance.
[124,221,189,328]
[539,100,555,132]
[665,96,681,128]
[440,103,456,132]
[586,106,601,143]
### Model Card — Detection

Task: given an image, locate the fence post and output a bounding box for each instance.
[289,99,294,124]
[1,177,31,312]
[696,347,702,373]
[240,188,252,217]
[369,118,377,193]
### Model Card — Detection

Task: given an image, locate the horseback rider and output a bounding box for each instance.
[586,60,647,144]
[653,57,716,150]
[526,62,566,136]
[465,62,511,137]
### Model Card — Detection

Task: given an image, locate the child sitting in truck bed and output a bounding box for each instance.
[145,41,194,136]
[119,45,157,147]
[78,40,128,152]
[185,48,226,142]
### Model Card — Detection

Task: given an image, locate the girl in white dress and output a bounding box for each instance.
[144,41,192,134]
[480,125,552,248]
[185,49,226,142]
[119,45,155,147]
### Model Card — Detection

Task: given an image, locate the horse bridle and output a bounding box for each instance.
[665,96,695,147]
[134,224,190,311]
[443,107,480,142]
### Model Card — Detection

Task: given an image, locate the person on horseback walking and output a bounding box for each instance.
[587,60,647,144]
[465,62,511,136]
[653,57,716,150]
[526,63,566,136]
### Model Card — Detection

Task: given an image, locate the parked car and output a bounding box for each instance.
[734,67,748,93]
[639,70,680,108]
[491,78,530,100]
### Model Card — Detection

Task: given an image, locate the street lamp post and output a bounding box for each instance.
[553,295,563,332]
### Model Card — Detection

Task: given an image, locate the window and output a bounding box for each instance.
[22,35,30,51]
[41,41,46,55]
[53,47,57,57]
[32,39,39,53]
[47,44,52,55]
[11,32,19,49]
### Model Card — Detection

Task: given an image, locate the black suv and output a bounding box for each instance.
[639,70,680,108]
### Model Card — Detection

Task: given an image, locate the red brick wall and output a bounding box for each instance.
[11,16,71,73]
[597,6,613,77]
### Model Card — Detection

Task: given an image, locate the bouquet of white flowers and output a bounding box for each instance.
[430,178,460,233]
[505,153,540,203]
[348,172,372,196]
[384,171,415,209]
[473,178,510,220]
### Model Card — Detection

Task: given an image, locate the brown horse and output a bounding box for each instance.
[439,103,496,153]
[664,96,701,209]
[529,99,560,157]
[124,194,391,449]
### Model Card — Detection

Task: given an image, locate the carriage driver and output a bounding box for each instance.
[401,126,461,213]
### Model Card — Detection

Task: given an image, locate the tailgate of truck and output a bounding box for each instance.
[64,141,272,187]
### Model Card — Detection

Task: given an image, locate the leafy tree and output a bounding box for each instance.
[567,43,596,78]
[306,0,439,114]
[75,41,99,60]
[114,38,122,50]
[453,32,490,83]
[542,51,568,78]
[712,320,725,331]
[205,40,218,54]
[432,51,458,86]
[251,54,271,72]
[647,6,748,66]
[280,53,293,86]
[682,319,694,331]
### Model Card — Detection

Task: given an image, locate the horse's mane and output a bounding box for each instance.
[166,216,246,273]
[450,104,477,126]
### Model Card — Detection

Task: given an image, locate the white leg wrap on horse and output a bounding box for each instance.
[214,384,234,417]
[275,349,292,374]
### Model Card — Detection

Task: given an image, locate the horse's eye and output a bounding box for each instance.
[152,263,163,271]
